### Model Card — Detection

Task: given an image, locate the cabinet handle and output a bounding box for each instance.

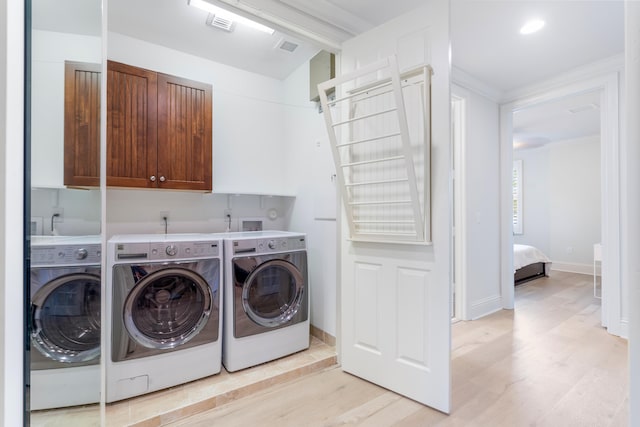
[150,175,156,182]
[159,176,166,182]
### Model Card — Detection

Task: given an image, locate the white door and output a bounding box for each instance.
[338,0,451,413]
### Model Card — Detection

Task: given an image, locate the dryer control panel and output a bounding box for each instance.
[31,243,101,266]
[114,240,220,261]
[233,236,306,255]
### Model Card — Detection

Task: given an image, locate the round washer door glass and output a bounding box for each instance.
[242,259,304,327]
[31,273,101,363]
[124,267,212,350]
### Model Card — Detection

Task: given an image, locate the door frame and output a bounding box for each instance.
[451,86,468,321]
[499,71,624,336]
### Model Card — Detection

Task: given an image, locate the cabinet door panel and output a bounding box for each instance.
[107,60,157,188]
[64,61,101,187]
[157,73,212,191]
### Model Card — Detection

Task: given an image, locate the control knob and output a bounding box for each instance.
[268,240,276,250]
[166,244,177,256]
[74,248,88,260]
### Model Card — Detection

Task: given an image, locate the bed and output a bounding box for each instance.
[514,244,552,285]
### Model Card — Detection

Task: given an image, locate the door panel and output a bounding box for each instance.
[353,262,381,350]
[106,60,158,188]
[396,267,429,366]
[64,61,101,187]
[157,73,212,191]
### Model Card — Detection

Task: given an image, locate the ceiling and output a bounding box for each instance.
[34,0,624,145]
[450,1,622,148]
[451,0,624,95]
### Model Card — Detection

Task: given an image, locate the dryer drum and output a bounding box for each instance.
[31,273,101,364]
[241,259,305,328]
[123,267,213,350]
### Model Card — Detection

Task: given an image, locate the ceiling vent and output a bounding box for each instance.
[276,39,299,53]
[206,13,234,32]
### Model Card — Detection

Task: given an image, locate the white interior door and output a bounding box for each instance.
[337,0,451,413]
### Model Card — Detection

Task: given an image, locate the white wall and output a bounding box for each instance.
[0,0,25,425]
[513,146,551,254]
[461,87,502,319]
[31,188,101,236]
[106,190,292,238]
[514,136,601,271]
[452,83,502,320]
[625,2,640,423]
[549,137,601,268]
[283,59,337,337]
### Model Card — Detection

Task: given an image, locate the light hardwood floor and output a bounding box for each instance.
[167,271,628,426]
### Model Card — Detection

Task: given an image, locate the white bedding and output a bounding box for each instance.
[514,244,551,271]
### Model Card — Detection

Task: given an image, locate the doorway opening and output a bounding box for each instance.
[499,73,623,336]
[511,89,602,295]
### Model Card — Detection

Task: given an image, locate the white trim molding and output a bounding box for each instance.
[550,262,596,276]
[470,295,503,320]
[502,53,624,103]
[452,66,502,103]
[451,85,469,320]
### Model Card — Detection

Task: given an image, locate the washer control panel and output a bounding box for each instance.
[114,240,220,261]
[233,236,306,254]
[31,243,102,266]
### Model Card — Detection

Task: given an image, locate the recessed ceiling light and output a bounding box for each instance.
[520,19,545,35]
[188,0,275,34]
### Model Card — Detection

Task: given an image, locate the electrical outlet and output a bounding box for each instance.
[160,211,170,225]
[52,207,64,223]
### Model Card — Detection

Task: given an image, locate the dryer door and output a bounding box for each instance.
[238,258,306,330]
[123,267,213,350]
[31,272,101,364]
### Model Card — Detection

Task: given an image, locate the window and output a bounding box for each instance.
[513,159,523,235]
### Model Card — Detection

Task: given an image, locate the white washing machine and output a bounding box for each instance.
[223,231,309,372]
[105,234,222,403]
[29,235,102,410]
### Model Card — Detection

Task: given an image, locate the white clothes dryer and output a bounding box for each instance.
[105,234,222,403]
[29,235,102,410]
[222,231,309,372]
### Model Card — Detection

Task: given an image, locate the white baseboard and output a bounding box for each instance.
[469,295,502,320]
[550,262,596,276]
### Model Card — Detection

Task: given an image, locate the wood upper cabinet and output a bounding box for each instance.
[157,73,212,191]
[107,60,212,191]
[64,61,101,187]
[107,60,158,188]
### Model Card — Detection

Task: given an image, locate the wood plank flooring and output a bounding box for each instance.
[167,271,628,426]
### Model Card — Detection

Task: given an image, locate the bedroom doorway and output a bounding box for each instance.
[511,90,601,282]
[499,73,624,337]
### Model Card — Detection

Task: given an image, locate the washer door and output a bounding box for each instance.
[241,259,305,328]
[31,273,101,364]
[123,267,212,350]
